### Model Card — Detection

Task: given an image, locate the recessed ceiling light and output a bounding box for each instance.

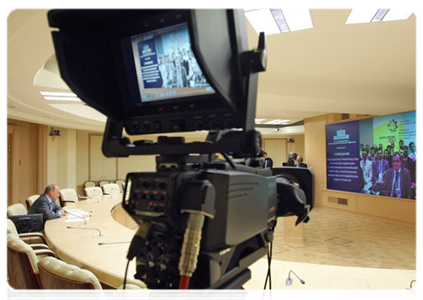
[246,8,313,36]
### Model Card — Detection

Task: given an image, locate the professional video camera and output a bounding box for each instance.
[48,9,314,289]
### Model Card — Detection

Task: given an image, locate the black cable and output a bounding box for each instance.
[123,259,130,290]
[221,153,236,170]
[269,241,273,289]
[263,241,273,289]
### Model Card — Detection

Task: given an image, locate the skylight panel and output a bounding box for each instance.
[346,8,413,24]
[282,8,313,31]
[246,8,313,36]
[382,9,413,22]
[245,9,280,35]
[345,8,378,24]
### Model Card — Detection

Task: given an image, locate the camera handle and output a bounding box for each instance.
[101,118,263,158]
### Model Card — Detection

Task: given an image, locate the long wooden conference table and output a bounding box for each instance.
[44,193,146,289]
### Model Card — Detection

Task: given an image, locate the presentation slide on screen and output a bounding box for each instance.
[131,23,213,102]
[326,111,416,199]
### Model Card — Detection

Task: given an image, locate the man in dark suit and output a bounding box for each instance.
[295,156,308,168]
[28,184,66,223]
[263,152,273,168]
[373,153,412,198]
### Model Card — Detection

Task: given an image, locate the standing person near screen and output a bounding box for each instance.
[28,184,66,222]
[262,152,273,168]
[368,147,377,161]
[408,142,416,162]
[373,153,412,199]
[410,147,420,199]
[372,148,389,185]
[295,156,308,168]
[360,149,373,193]
[400,148,413,171]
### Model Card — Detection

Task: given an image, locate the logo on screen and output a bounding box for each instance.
[388,119,398,133]
[333,129,350,141]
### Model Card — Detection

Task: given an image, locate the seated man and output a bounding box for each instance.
[296,156,308,168]
[28,184,66,224]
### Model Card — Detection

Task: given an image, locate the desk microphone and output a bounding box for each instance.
[405,280,420,299]
[286,270,305,286]
[98,241,131,246]
[64,210,89,225]
[66,226,103,238]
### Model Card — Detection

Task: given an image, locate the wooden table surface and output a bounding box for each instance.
[44,194,146,289]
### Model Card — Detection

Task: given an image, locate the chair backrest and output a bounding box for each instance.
[98,180,110,188]
[38,257,102,289]
[84,181,96,188]
[7,218,19,236]
[7,203,27,216]
[26,195,39,211]
[84,187,103,198]
[115,180,126,193]
[7,233,41,289]
[102,183,121,195]
[59,188,78,205]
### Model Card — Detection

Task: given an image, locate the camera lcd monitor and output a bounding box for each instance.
[128,22,215,105]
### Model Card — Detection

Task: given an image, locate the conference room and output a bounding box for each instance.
[6,8,417,296]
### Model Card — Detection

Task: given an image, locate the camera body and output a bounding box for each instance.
[123,162,277,288]
[48,9,314,289]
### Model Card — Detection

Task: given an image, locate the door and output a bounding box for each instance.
[263,139,288,167]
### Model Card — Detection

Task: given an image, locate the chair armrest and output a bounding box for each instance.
[62,200,77,206]
[30,244,50,250]
[19,232,47,244]
[34,249,55,258]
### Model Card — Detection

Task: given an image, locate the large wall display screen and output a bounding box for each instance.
[326,111,416,199]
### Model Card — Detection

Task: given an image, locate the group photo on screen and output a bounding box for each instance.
[326,111,416,199]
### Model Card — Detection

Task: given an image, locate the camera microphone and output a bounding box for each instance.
[66,226,103,238]
[64,210,89,225]
[286,270,305,286]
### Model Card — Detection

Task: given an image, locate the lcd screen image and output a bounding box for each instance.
[131,23,215,103]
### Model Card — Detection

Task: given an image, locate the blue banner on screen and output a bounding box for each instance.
[325,111,416,199]
[137,39,163,89]
[326,121,361,192]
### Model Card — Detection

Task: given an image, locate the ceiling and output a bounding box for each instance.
[7,9,416,137]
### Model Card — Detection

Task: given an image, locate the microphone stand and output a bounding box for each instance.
[405,280,420,299]
[65,210,89,225]
[66,226,103,238]
[286,270,305,286]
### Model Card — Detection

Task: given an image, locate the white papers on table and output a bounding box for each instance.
[65,218,90,223]
[65,209,90,222]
